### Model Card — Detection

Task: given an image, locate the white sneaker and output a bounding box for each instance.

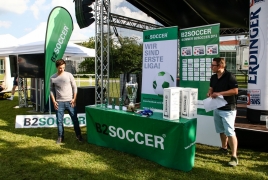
[7,97,13,100]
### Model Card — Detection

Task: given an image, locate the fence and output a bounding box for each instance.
[73,74,95,87]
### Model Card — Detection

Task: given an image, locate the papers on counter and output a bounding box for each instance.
[203,95,227,112]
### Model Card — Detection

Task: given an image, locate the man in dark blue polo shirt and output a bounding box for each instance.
[207,57,239,166]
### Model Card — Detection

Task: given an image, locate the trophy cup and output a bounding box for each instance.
[125,78,138,112]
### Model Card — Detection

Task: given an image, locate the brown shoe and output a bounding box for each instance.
[56,137,63,144]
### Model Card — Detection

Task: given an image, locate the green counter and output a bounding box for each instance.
[85,105,197,172]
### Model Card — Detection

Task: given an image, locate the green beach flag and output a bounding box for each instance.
[44,6,73,107]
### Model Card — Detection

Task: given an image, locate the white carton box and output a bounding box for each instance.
[180,88,198,119]
[163,87,182,120]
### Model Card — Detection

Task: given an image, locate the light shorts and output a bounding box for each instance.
[213,109,237,136]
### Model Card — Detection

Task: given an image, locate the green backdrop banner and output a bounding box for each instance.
[44,6,73,105]
[141,27,178,110]
[86,105,197,171]
[179,24,220,116]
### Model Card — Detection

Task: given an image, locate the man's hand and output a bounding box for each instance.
[70,99,76,107]
[207,87,213,97]
[53,101,58,110]
[211,92,221,98]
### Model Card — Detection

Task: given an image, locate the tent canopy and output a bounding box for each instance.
[0,34,18,48]
[0,40,95,58]
[0,22,94,58]
[126,0,249,35]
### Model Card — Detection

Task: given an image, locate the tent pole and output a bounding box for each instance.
[49,91,51,114]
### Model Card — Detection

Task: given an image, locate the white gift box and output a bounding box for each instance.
[163,87,183,120]
[180,88,198,119]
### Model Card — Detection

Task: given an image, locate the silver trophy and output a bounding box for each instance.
[125,77,138,112]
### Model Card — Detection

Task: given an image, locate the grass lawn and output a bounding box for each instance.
[0,96,268,180]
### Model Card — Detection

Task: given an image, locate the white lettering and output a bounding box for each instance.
[109,126,116,137]
[154,136,164,150]
[135,132,144,144]
[145,134,153,147]
[181,28,212,38]
[117,127,125,139]
[108,126,165,149]
[126,130,134,142]
[149,33,168,39]
[51,25,69,61]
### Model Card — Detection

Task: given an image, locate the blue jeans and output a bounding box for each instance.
[213,109,237,136]
[55,101,81,138]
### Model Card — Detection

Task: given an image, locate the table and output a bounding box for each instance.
[85,105,197,171]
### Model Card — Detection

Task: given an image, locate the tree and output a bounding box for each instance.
[79,37,95,73]
[110,36,143,77]
[78,36,143,77]
[81,37,95,48]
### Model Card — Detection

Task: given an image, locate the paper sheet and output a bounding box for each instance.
[203,95,227,112]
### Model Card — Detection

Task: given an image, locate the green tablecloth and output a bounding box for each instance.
[85,105,197,171]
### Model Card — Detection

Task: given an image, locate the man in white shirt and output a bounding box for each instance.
[50,59,82,144]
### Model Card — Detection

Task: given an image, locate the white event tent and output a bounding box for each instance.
[0,40,95,57]
[0,22,95,57]
[0,24,95,91]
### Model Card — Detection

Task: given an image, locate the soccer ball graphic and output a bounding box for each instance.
[152,71,175,95]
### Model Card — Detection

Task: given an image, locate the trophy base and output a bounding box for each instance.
[126,103,140,112]
[126,105,136,112]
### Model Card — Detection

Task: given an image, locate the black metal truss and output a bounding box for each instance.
[220,28,249,36]
[107,13,163,31]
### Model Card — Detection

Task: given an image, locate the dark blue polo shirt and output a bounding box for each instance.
[210,70,238,110]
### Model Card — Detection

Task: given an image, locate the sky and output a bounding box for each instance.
[0,0,156,43]
[0,0,238,44]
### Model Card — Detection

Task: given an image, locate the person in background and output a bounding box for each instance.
[7,75,23,100]
[0,83,4,92]
[207,57,239,167]
[50,59,83,144]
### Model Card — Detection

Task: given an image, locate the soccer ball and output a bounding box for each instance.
[152,71,175,95]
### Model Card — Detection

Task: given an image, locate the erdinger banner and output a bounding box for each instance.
[44,7,73,106]
[141,27,178,110]
[247,0,268,122]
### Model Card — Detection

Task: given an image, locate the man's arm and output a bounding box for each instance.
[50,77,58,110]
[73,93,77,102]
[207,87,213,97]
[70,74,77,107]
[211,88,238,98]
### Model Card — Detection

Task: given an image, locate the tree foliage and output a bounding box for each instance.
[79,36,143,77]
[110,36,143,77]
[79,37,95,73]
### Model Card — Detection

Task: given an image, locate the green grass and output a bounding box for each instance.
[235,74,248,89]
[0,96,268,179]
[76,78,120,98]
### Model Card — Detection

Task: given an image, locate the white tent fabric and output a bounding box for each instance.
[0,34,18,48]
[0,22,94,92]
[16,22,90,45]
[0,40,94,57]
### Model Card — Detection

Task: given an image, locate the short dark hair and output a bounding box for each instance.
[213,57,226,68]
[55,59,66,67]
